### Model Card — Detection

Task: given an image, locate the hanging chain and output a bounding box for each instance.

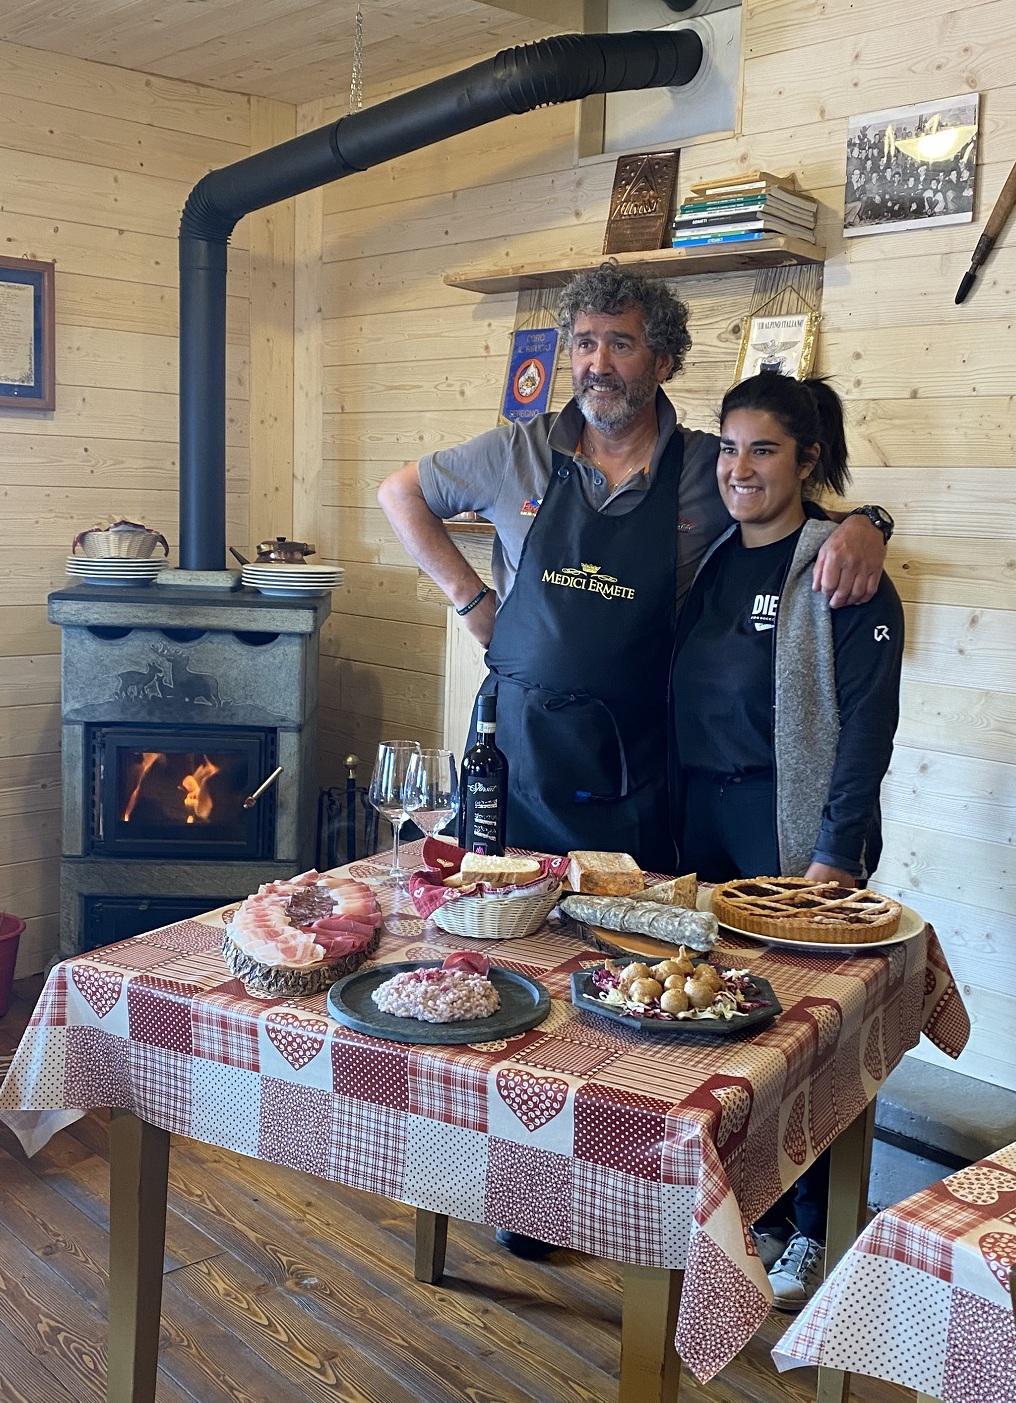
[349,1,364,113]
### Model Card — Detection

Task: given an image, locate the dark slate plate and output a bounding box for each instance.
[326,961,551,1044]
[570,962,781,1037]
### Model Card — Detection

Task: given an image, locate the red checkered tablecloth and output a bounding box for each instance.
[773,1142,1016,1402]
[0,844,968,1382]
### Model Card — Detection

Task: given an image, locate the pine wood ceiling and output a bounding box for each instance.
[0,0,572,105]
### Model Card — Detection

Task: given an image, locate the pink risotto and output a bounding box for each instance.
[372,967,500,1023]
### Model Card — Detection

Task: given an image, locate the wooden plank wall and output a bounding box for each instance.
[0,41,284,978]
[310,0,1016,1088]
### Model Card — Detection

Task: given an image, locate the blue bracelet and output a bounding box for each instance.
[455,586,489,616]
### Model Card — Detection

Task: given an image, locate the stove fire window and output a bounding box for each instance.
[90,726,276,860]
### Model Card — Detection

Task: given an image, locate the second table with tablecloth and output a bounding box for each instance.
[773,1140,1016,1402]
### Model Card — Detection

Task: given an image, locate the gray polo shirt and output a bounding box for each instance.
[418,390,730,607]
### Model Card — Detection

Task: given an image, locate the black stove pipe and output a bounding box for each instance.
[178,29,703,570]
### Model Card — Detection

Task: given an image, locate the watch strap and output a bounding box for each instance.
[850,504,894,543]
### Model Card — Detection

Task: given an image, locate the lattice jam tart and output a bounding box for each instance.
[711,877,902,943]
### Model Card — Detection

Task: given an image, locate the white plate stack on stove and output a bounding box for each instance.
[241,561,345,598]
[66,555,168,586]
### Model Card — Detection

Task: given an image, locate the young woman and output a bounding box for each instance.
[670,371,904,1309]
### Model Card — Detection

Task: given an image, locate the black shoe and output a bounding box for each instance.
[495,1228,557,1260]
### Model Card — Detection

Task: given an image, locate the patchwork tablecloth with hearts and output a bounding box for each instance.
[0,844,968,1382]
[773,1142,1016,1403]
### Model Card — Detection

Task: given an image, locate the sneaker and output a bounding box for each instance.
[494,1228,557,1260]
[752,1228,790,1272]
[768,1232,825,1312]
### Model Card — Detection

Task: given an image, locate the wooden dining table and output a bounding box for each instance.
[0,842,968,1403]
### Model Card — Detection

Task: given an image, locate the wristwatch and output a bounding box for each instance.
[849,504,894,544]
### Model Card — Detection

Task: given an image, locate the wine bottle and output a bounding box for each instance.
[458,693,508,855]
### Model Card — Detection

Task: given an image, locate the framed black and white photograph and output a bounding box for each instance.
[844,94,978,238]
[0,255,55,411]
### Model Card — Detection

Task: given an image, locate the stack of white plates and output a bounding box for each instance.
[241,562,345,598]
[66,556,168,587]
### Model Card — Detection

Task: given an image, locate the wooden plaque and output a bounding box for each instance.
[602,151,679,255]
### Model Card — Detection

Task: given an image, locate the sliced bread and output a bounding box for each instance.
[459,853,543,887]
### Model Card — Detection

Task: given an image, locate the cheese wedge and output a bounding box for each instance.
[640,874,698,909]
[566,850,644,896]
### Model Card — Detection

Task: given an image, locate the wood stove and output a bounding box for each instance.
[89,724,277,860]
[49,582,330,956]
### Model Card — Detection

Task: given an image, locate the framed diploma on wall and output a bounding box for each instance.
[0,256,55,411]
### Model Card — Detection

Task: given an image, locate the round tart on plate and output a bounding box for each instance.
[711,876,902,943]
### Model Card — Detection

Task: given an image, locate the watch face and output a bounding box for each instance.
[863,506,893,532]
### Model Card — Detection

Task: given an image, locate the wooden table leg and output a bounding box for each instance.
[414,1208,448,1284]
[106,1110,170,1403]
[620,1264,683,1403]
[815,1099,876,1403]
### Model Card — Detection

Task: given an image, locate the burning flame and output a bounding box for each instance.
[181,757,220,824]
[123,752,163,822]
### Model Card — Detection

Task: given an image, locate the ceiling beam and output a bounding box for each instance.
[469,0,587,27]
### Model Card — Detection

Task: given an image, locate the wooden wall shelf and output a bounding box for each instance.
[443,238,825,294]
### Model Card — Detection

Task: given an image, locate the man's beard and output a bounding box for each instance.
[574,365,658,433]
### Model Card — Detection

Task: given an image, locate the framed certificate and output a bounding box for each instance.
[734,311,819,383]
[0,255,55,411]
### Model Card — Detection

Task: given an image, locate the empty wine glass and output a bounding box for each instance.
[368,740,422,884]
[405,749,459,840]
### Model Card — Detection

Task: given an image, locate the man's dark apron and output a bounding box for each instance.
[471,433,683,871]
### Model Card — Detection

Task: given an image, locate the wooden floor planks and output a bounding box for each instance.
[0,979,914,1403]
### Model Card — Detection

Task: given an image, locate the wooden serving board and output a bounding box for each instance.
[576,922,703,963]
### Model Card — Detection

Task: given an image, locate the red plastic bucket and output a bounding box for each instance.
[0,913,25,1019]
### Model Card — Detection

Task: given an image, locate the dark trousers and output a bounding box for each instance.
[755,1148,830,1244]
[679,766,829,1245]
[678,768,780,882]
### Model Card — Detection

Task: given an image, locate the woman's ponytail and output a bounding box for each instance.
[801,376,850,496]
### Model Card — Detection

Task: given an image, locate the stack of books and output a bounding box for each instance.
[670,171,817,250]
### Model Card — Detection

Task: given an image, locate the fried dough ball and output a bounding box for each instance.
[618,962,652,990]
[660,987,689,1015]
[685,963,725,1010]
[651,959,686,981]
[663,974,686,991]
[692,963,724,992]
[628,977,663,1004]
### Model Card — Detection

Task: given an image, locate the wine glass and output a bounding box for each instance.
[368,740,422,885]
[405,749,459,841]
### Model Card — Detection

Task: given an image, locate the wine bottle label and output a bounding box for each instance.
[477,721,496,735]
[464,777,503,853]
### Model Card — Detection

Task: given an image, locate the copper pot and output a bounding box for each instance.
[255,537,316,564]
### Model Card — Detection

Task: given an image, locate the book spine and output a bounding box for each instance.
[688,184,813,211]
[680,196,816,221]
[672,218,815,240]
[674,212,771,230]
[673,217,767,233]
[670,230,767,247]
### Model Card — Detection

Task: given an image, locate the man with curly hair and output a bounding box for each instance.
[379,262,885,871]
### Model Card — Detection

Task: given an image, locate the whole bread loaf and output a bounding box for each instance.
[566,850,644,896]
